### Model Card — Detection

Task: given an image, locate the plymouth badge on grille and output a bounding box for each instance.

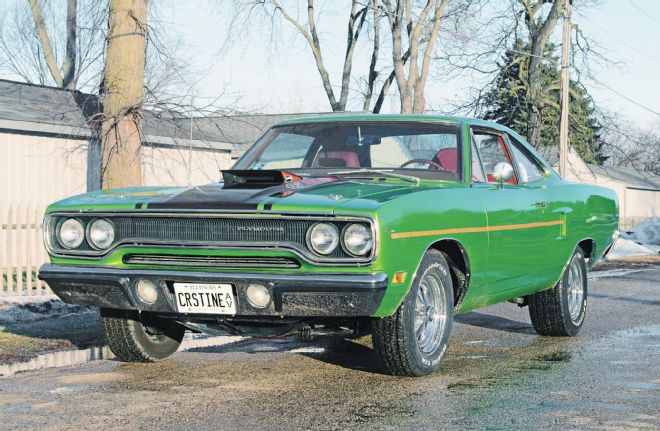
[236,226,285,233]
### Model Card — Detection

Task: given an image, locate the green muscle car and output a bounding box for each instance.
[39,115,619,376]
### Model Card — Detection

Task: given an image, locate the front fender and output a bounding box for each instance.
[369,187,488,317]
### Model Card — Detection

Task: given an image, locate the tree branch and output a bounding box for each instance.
[28,0,64,87]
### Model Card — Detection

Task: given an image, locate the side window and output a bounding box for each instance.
[507,135,546,183]
[470,139,486,182]
[472,131,517,184]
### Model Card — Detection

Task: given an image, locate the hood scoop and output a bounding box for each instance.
[221,170,303,189]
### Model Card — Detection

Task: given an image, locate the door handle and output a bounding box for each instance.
[532,201,548,208]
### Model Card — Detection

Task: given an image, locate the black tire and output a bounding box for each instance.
[100,308,185,362]
[528,248,588,336]
[372,250,454,376]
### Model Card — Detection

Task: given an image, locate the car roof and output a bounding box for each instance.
[274,113,515,133]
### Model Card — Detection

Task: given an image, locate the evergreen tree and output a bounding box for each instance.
[481,40,607,165]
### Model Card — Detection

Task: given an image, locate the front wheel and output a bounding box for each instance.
[100,309,185,362]
[372,250,454,376]
[528,248,588,336]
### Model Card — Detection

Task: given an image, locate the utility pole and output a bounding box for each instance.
[559,0,572,178]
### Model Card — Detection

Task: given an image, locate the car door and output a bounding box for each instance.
[471,128,560,297]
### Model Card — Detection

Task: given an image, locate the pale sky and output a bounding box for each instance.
[1,1,658,128]
[155,0,660,129]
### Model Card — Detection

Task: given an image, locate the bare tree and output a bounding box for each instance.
[231,0,371,112]
[228,0,479,114]
[382,0,449,113]
[0,0,107,90]
[601,116,660,175]
[100,0,148,189]
[27,0,75,88]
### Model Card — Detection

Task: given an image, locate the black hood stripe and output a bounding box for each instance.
[144,177,346,211]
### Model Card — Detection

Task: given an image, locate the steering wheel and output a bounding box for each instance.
[399,159,446,170]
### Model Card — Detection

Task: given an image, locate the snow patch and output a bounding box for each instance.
[607,238,657,259]
[179,334,244,351]
[588,268,653,280]
[613,217,660,256]
[623,216,660,246]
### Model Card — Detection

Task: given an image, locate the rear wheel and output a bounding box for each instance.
[100,309,185,362]
[372,250,454,376]
[528,248,588,336]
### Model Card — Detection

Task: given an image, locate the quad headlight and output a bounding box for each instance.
[341,223,373,256]
[306,222,340,255]
[306,222,373,257]
[88,218,115,250]
[57,218,85,249]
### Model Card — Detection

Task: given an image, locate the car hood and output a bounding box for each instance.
[48,176,438,214]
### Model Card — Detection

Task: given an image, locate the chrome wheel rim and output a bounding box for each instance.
[567,256,585,322]
[414,270,448,355]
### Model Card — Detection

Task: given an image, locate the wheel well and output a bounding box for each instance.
[429,239,470,307]
[577,238,595,260]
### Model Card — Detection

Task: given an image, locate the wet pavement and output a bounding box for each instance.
[0,303,103,365]
[0,268,658,430]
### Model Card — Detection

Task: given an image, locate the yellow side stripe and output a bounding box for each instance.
[390,220,564,239]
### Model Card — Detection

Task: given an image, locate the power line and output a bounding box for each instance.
[475,35,660,119]
[630,0,660,27]
[591,76,660,119]
[579,14,660,66]
[493,48,660,120]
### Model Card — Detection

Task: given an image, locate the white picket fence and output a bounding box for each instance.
[0,205,52,296]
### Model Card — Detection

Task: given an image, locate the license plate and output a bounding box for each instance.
[173,283,237,315]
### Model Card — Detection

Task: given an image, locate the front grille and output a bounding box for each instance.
[46,213,374,263]
[124,254,301,269]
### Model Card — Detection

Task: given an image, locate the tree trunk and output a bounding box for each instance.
[527,105,541,148]
[62,0,77,90]
[100,0,147,189]
[522,0,562,147]
[385,0,447,114]
[526,50,544,147]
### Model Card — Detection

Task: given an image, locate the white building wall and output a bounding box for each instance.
[0,132,88,208]
[0,131,233,208]
[623,188,660,228]
[142,145,231,187]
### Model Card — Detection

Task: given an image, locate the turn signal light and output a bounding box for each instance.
[393,272,407,284]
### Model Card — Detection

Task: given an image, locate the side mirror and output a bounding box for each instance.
[492,162,513,186]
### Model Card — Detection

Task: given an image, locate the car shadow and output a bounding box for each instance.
[298,337,385,374]
[454,312,537,335]
[188,335,386,374]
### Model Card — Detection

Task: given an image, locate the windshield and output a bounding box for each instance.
[233,122,462,181]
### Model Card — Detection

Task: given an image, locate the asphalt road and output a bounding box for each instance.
[1,268,659,430]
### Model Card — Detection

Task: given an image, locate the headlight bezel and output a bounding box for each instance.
[306,222,340,256]
[87,218,116,250]
[341,223,373,256]
[56,218,86,249]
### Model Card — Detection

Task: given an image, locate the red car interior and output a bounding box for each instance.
[433,148,458,173]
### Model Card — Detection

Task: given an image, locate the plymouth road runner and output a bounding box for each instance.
[39,115,618,376]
